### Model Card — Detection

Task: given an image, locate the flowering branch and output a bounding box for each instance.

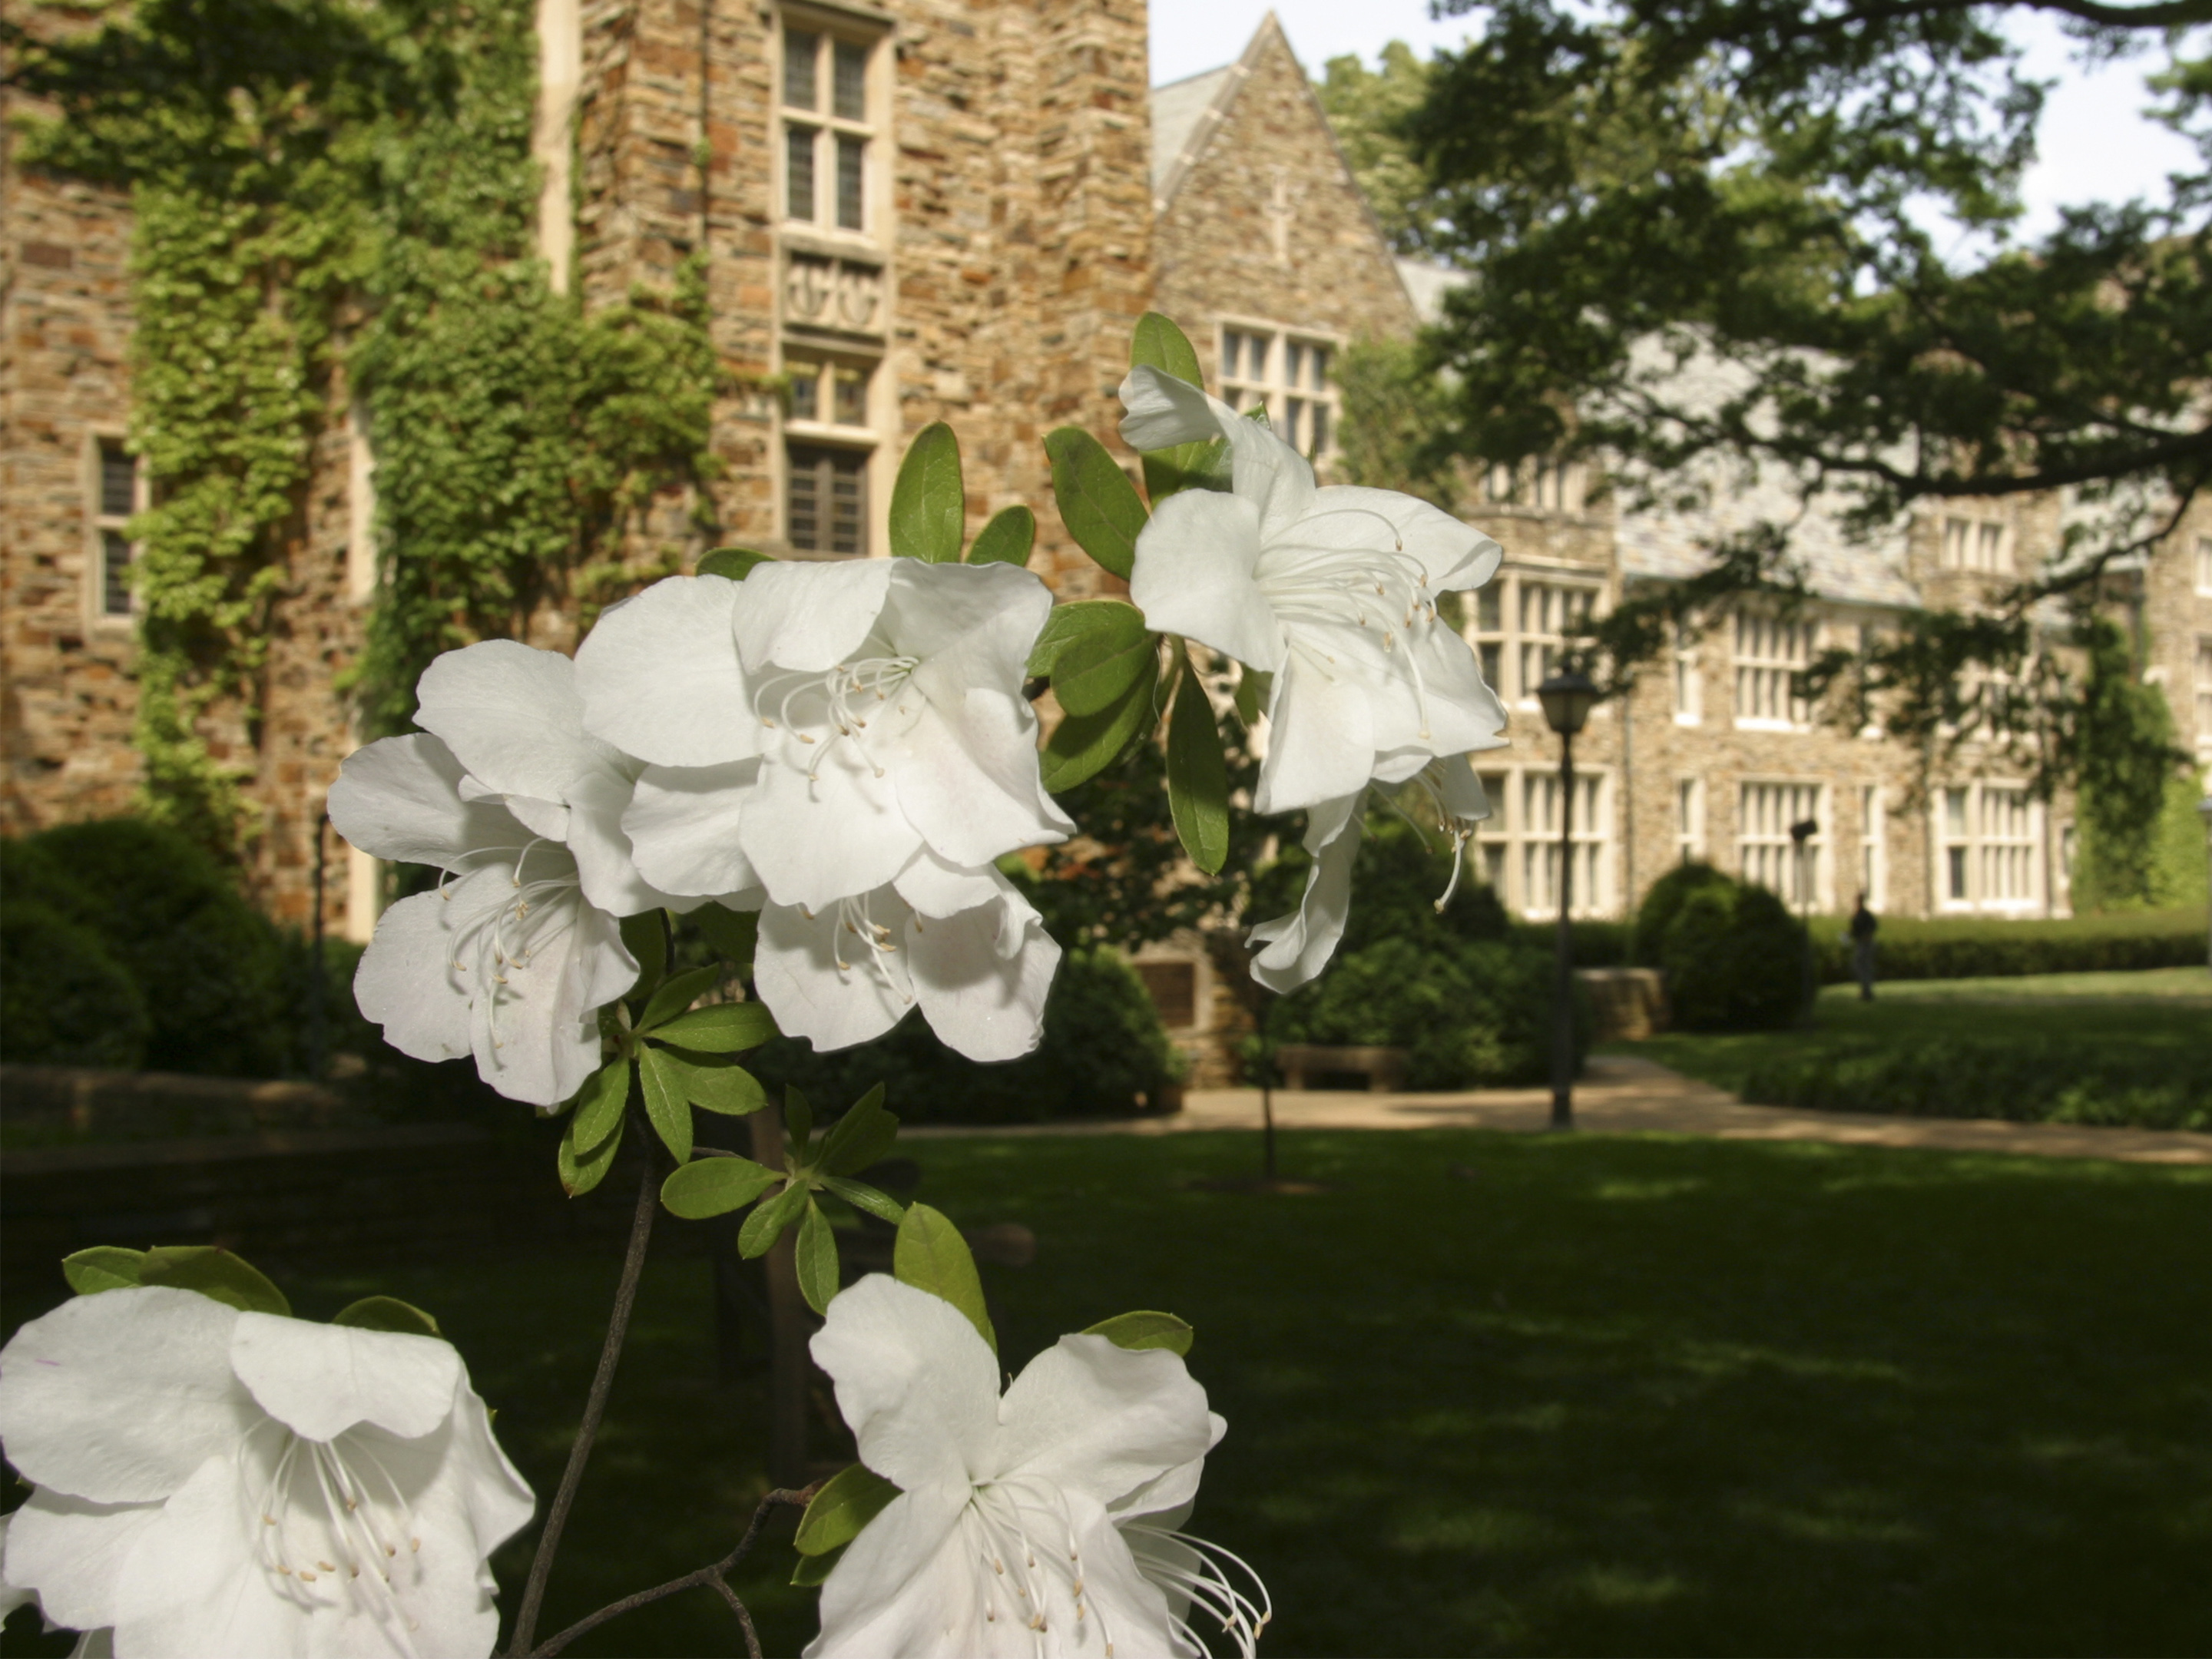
[525,1484,820,1659]
[505,1151,661,1656]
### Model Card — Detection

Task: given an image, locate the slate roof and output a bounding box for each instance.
[1151,67,1237,199]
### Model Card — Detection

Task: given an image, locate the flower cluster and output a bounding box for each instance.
[336,558,1073,1106]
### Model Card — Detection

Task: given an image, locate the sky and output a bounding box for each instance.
[1150,3,2203,240]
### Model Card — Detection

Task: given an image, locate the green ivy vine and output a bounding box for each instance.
[12,0,724,851]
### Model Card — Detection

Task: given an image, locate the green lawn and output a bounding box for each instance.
[1617,969,2212,1101]
[10,1128,2207,1657]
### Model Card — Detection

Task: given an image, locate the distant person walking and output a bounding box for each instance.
[1849,893,1879,1002]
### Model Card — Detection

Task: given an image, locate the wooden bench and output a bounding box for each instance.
[1273,1043,1409,1093]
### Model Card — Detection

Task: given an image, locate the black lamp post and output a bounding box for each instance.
[1790,816,1819,1021]
[1536,668,1599,1131]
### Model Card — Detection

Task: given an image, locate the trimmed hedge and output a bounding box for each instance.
[1743,1038,2212,1133]
[1809,906,2204,984]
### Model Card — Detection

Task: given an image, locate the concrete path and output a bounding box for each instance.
[909,1055,2210,1166]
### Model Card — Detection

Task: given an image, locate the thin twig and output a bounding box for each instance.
[528,1485,821,1659]
[506,1157,661,1657]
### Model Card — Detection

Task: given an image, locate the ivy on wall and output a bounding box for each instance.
[12,0,723,850]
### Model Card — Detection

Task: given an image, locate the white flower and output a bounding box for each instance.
[0,1286,533,1659]
[806,1275,1268,1659]
[1244,758,1492,994]
[577,561,1074,1059]
[1118,364,1509,816]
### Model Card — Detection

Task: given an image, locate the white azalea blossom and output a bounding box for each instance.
[1118,364,1508,816]
[330,639,693,1106]
[806,1276,1267,1659]
[0,1286,533,1659]
[578,561,1073,1058]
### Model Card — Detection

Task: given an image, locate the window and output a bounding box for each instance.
[1738,781,1824,906]
[786,444,868,555]
[1671,623,1702,724]
[781,24,876,232]
[1939,781,2038,912]
[90,438,139,620]
[1858,783,1885,907]
[1518,581,1594,703]
[783,357,872,430]
[1483,460,1580,512]
[1472,586,1503,691]
[1473,770,1510,892]
[1674,777,1704,864]
[1940,512,2011,572]
[1522,770,1608,919]
[1733,611,1815,728]
[2197,535,2212,595]
[1217,323,1338,459]
[2197,636,2212,750]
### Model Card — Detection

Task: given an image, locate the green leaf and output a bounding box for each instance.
[820,1176,906,1225]
[1233,667,1273,730]
[818,1083,898,1176]
[1166,662,1230,874]
[786,1086,814,1157]
[61,1246,147,1296]
[697,547,774,581]
[1081,1310,1194,1356]
[791,1545,843,1587]
[637,1044,694,1163]
[637,965,721,1033]
[893,1203,995,1353]
[1044,426,1147,580]
[1051,611,1157,718]
[1244,404,1272,429]
[795,1200,840,1316]
[965,504,1036,568]
[690,903,759,966]
[889,422,965,563]
[738,1180,809,1259]
[619,911,668,997]
[1130,312,1204,386]
[651,1047,767,1115]
[561,1108,624,1197]
[661,1154,782,1220]
[795,1463,901,1556]
[138,1247,290,1316]
[1028,598,1144,678]
[332,1296,442,1338]
[1142,438,1232,505]
[651,1000,777,1053]
[1040,654,1159,793]
[571,1056,631,1154]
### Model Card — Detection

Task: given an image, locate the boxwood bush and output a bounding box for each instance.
[1743,1038,2212,1133]
[1654,871,1810,1032]
[1808,906,2204,983]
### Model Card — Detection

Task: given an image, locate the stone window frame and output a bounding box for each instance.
[1938,509,2012,573]
[781,351,878,438]
[1857,782,1886,909]
[84,430,144,631]
[1482,459,1584,514]
[776,5,889,243]
[1472,761,1614,920]
[1737,778,1827,908]
[2196,535,2212,597]
[784,442,872,558]
[1731,608,1816,730]
[1216,318,1342,461]
[1464,569,1601,708]
[2193,634,2212,754]
[1674,776,1705,865]
[1671,621,1703,725]
[1936,778,2040,915]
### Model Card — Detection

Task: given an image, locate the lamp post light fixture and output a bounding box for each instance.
[1536,668,1599,1131]
[1790,816,1820,1021]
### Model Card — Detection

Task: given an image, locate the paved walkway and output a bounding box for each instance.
[910,1055,2210,1166]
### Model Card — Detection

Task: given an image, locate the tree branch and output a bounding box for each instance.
[527,1485,822,1659]
[505,1155,661,1657]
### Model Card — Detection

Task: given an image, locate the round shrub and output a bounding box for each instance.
[1661,879,1808,1031]
[0,899,151,1068]
[1637,860,1735,959]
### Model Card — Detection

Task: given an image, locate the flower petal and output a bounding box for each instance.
[1302,485,1502,591]
[1116,363,1226,452]
[740,743,921,913]
[753,896,912,1054]
[0,1287,250,1505]
[562,763,694,917]
[1,1490,162,1633]
[416,639,615,806]
[328,736,525,869]
[992,1334,1214,1509]
[468,891,634,1108]
[907,880,1060,1063]
[1247,792,1365,994]
[229,1315,462,1444]
[890,691,1071,869]
[1129,491,1282,673]
[804,1484,982,1659]
[107,1454,307,1659]
[622,761,763,899]
[733,559,892,674]
[810,1276,999,1496]
[890,849,1003,921]
[441,1383,537,1561]
[1253,650,1377,814]
[576,575,760,767]
[1118,364,1315,543]
[353,887,475,1066]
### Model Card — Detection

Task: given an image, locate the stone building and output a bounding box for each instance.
[5,8,2207,1076]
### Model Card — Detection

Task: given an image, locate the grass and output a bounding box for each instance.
[1616,969,2212,1101]
[8,1128,2210,1657]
